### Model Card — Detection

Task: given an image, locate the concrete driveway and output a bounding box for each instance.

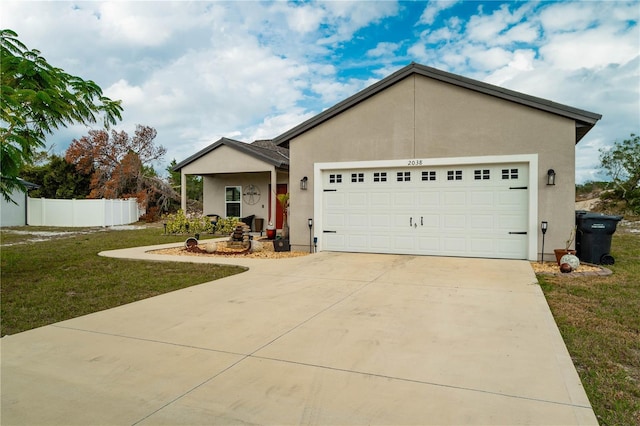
[1,242,597,425]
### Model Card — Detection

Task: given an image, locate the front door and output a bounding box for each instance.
[269,184,288,229]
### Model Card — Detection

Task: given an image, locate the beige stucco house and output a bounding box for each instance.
[175,63,601,261]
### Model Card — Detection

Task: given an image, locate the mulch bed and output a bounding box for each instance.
[530,261,612,277]
[150,239,310,259]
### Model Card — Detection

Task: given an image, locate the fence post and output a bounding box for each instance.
[41,197,46,226]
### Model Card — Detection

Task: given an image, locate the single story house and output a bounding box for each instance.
[175,63,601,261]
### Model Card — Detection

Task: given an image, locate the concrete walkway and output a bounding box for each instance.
[1,242,598,425]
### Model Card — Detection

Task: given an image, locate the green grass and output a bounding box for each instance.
[538,232,640,426]
[1,225,246,336]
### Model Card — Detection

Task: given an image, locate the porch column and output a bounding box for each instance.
[181,172,187,212]
[270,167,277,227]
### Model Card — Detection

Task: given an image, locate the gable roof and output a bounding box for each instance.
[273,63,602,147]
[172,137,289,172]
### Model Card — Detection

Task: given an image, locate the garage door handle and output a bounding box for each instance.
[509,231,527,235]
[323,230,337,233]
[509,186,528,190]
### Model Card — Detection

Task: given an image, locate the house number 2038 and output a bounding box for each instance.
[407,160,423,166]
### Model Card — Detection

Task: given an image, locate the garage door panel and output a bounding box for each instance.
[496,214,526,230]
[421,214,440,228]
[497,191,526,207]
[322,162,529,259]
[393,192,415,207]
[417,192,440,206]
[470,191,494,206]
[325,192,345,207]
[370,214,391,227]
[470,237,494,253]
[347,234,368,249]
[417,236,439,251]
[370,235,391,249]
[470,215,494,231]
[443,237,466,252]
[324,233,345,250]
[325,213,346,228]
[443,214,466,230]
[443,191,466,206]
[393,235,416,250]
[496,237,527,258]
[348,192,368,208]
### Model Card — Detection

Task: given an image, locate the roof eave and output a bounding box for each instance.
[273,62,602,146]
[172,137,289,172]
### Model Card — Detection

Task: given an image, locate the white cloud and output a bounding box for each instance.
[418,0,460,26]
[2,0,637,184]
[540,25,639,70]
[367,42,400,58]
[538,1,598,32]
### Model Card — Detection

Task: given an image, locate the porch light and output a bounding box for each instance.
[547,169,556,186]
[300,176,308,190]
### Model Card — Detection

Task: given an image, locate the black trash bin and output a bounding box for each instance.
[575,211,623,265]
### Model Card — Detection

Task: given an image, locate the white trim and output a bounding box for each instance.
[313,154,539,260]
[225,185,242,218]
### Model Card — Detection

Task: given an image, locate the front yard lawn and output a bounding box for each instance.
[539,232,640,426]
[1,226,245,336]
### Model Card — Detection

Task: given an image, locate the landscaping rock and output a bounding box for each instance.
[250,240,264,253]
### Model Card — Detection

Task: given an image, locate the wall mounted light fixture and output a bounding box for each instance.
[547,169,556,186]
[300,176,308,190]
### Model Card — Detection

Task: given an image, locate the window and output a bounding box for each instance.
[474,169,490,180]
[501,168,519,180]
[373,172,387,182]
[351,173,364,183]
[447,170,462,181]
[397,171,411,182]
[329,174,342,184]
[421,171,436,181]
[225,186,241,217]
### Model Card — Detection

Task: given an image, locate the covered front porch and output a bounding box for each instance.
[173,138,289,233]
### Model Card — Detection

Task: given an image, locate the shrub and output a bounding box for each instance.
[214,216,238,235]
[163,210,212,234]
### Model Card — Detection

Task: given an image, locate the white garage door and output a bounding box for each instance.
[322,163,529,259]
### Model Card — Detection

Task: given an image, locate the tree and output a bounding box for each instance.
[599,133,640,214]
[20,153,92,199]
[0,29,122,202]
[65,125,178,217]
[167,159,203,202]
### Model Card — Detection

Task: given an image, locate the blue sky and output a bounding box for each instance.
[2,1,639,183]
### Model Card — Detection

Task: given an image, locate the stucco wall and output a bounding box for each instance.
[182,145,274,175]
[288,74,578,259]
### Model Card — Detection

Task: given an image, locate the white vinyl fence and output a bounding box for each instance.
[27,198,143,227]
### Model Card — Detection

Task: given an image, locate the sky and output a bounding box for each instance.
[2,0,639,183]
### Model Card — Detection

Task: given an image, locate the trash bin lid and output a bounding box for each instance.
[576,212,623,221]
